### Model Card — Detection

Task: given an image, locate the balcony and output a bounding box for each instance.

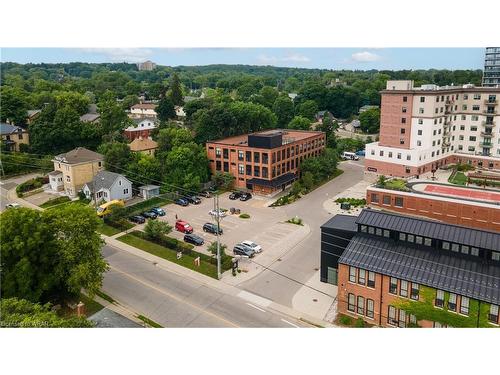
[445,100,454,105]
[483,109,497,115]
[480,142,493,148]
[484,99,498,105]
[442,142,451,148]
[482,121,496,127]
[481,131,494,137]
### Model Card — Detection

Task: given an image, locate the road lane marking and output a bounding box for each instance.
[107,264,239,328]
[281,319,300,328]
[246,303,266,313]
[237,290,272,307]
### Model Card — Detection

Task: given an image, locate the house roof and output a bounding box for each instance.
[339,234,500,305]
[139,184,160,191]
[356,209,500,251]
[128,137,158,152]
[131,103,157,110]
[27,109,41,118]
[80,113,101,122]
[54,147,103,164]
[247,172,296,188]
[48,170,63,176]
[0,123,26,135]
[86,171,130,192]
[321,214,358,232]
[132,117,158,125]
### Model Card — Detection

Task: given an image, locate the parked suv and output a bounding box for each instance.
[184,195,201,204]
[175,198,189,206]
[240,192,252,201]
[184,233,204,246]
[241,240,262,253]
[175,220,193,234]
[129,215,146,224]
[233,244,255,258]
[203,222,223,235]
[141,211,158,220]
[229,191,243,200]
[151,207,166,216]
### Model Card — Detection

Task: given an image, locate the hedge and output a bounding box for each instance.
[16,176,49,197]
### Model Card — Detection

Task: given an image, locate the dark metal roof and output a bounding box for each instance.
[246,173,296,188]
[321,215,358,232]
[339,234,500,305]
[356,209,500,251]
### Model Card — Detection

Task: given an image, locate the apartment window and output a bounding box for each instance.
[451,243,460,252]
[469,136,476,142]
[389,277,398,295]
[463,94,468,100]
[417,140,422,146]
[401,118,406,124]
[461,245,469,255]
[215,147,221,156]
[400,139,405,145]
[123,188,129,194]
[394,197,404,207]
[388,152,393,158]
[216,161,222,171]
[402,107,407,113]
[367,271,375,288]
[357,296,365,315]
[368,226,375,235]
[492,251,500,261]
[66,175,71,182]
[400,280,408,298]
[366,299,374,319]
[238,164,244,174]
[471,247,479,256]
[397,153,401,159]
[383,230,390,238]
[435,290,444,308]
[420,96,425,103]
[409,314,417,326]
[262,167,268,178]
[448,293,457,311]
[411,283,419,300]
[375,228,382,236]
[398,309,407,328]
[245,151,251,162]
[223,162,229,172]
[380,150,384,157]
[349,267,356,283]
[417,129,422,135]
[358,269,366,285]
[254,152,260,163]
[489,305,499,324]
[245,165,252,175]
[415,236,423,245]
[424,238,432,246]
[223,148,229,159]
[419,108,424,114]
[370,149,375,156]
[407,234,414,243]
[262,153,268,164]
[400,128,406,135]
[253,166,260,177]
[471,116,479,122]
[403,96,408,102]
[399,233,406,241]
[460,297,469,315]
[388,306,397,326]
[473,94,481,100]
[348,293,355,312]
[238,150,244,161]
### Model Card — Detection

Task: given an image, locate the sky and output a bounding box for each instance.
[0,48,486,70]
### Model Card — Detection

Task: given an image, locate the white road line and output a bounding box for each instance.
[281,319,300,328]
[246,303,267,313]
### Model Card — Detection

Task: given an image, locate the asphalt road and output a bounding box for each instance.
[0,172,43,212]
[239,160,365,306]
[102,244,309,328]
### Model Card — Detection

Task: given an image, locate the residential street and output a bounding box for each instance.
[102,244,310,327]
[238,160,365,306]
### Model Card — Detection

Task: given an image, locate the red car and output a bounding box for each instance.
[175,220,193,234]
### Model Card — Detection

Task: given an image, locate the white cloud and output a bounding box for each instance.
[351,51,381,62]
[256,52,310,65]
[79,48,153,63]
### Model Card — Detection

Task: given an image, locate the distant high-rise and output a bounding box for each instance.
[137,60,157,71]
[483,47,500,87]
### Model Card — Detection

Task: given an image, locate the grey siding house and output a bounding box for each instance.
[83,171,132,203]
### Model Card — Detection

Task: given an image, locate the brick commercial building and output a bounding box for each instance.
[320,209,500,328]
[365,80,500,177]
[206,129,326,194]
[366,182,500,232]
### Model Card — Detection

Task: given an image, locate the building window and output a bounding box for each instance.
[348,293,355,312]
[383,195,391,205]
[357,296,365,315]
[246,165,252,176]
[383,229,390,238]
[400,280,408,298]
[399,233,406,241]
[415,236,423,245]
[368,226,375,235]
[448,293,457,311]
[420,97,425,103]
[223,148,229,159]
[254,152,260,163]
[262,153,268,164]
[403,96,407,102]
[460,297,469,315]
[123,188,129,194]
[398,309,406,328]
[442,242,450,250]
[492,251,500,261]
[394,197,403,207]
[215,148,221,157]
[489,305,499,324]
[238,164,244,174]
[238,150,244,161]
[262,167,268,178]
[407,234,414,243]
[411,283,419,300]
[461,245,469,255]
[424,238,432,246]
[223,162,229,172]
[371,193,379,203]
[389,277,397,295]
[365,299,374,319]
[471,247,479,256]
[245,151,251,162]
[451,243,460,253]
[367,271,375,288]
[375,228,382,236]
[358,269,366,285]
[98,162,102,167]
[66,176,71,182]
[253,166,260,177]
[360,225,367,233]
[349,267,356,283]
[388,306,397,326]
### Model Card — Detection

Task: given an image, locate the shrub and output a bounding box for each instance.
[239,213,250,219]
[16,176,48,197]
[287,217,303,225]
[339,315,353,326]
[354,318,366,328]
[335,197,366,207]
[456,163,475,172]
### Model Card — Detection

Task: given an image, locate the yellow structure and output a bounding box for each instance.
[1,123,29,152]
[128,137,158,156]
[51,147,104,197]
[96,199,125,217]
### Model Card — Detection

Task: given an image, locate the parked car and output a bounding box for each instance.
[355,150,366,157]
[233,244,255,258]
[5,203,21,209]
[129,215,146,224]
[175,198,189,206]
[200,191,212,198]
[184,233,204,246]
[141,211,158,220]
[209,209,227,218]
[229,191,243,200]
[184,195,201,204]
[240,192,252,201]
[240,240,262,253]
[151,207,166,216]
[175,220,193,233]
[341,151,359,161]
[203,222,223,235]
[96,199,125,217]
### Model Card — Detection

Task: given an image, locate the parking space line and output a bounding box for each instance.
[246,303,267,313]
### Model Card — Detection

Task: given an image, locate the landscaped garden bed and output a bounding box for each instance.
[16,176,49,197]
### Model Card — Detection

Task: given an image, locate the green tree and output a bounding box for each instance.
[0,86,30,125]
[296,100,318,120]
[273,94,295,127]
[162,142,209,191]
[157,96,176,122]
[98,91,132,135]
[98,142,133,173]
[169,73,184,106]
[144,220,172,241]
[358,108,380,133]
[301,171,315,191]
[288,116,312,130]
[127,154,162,186]
[0,298,94,328]
[212,172,235,190]
[156,126,194,153]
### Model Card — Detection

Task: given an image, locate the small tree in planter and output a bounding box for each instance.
[376,175,387,187]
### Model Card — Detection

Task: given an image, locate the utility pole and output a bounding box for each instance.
[214,193,222,280]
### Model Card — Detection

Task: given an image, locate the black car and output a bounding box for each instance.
[229,191,243,200]
[184,233,204,246]
[203,222,223,235]
[129,215,146,224]
[233,244,255,258]
[175,198,189,206]
[141,211,158,219]
[240,192,252,201]
[184,195,201,204]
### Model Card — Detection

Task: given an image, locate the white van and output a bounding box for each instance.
[341,151,359,161]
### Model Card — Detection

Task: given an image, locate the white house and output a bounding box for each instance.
[83,171,132,203]
[175,105,186,118]
[129,103,157,118]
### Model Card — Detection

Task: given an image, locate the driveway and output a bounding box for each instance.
[0,172,45,212]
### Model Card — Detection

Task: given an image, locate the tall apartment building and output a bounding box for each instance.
[320,209,500,328]
[365,80,500,177]
[205,129,326,194]
[136,60,156,71]
[483,47,500,87]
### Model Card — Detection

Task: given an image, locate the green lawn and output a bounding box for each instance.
[449,171,467,186]
[137,315,162,328]
[45,199,89,210]
[97,222,123,236]
[95,290,115,304]
[384,178,410,191]
[39,196,71,208]
[79,294,105,317]
[117,233,218,279]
